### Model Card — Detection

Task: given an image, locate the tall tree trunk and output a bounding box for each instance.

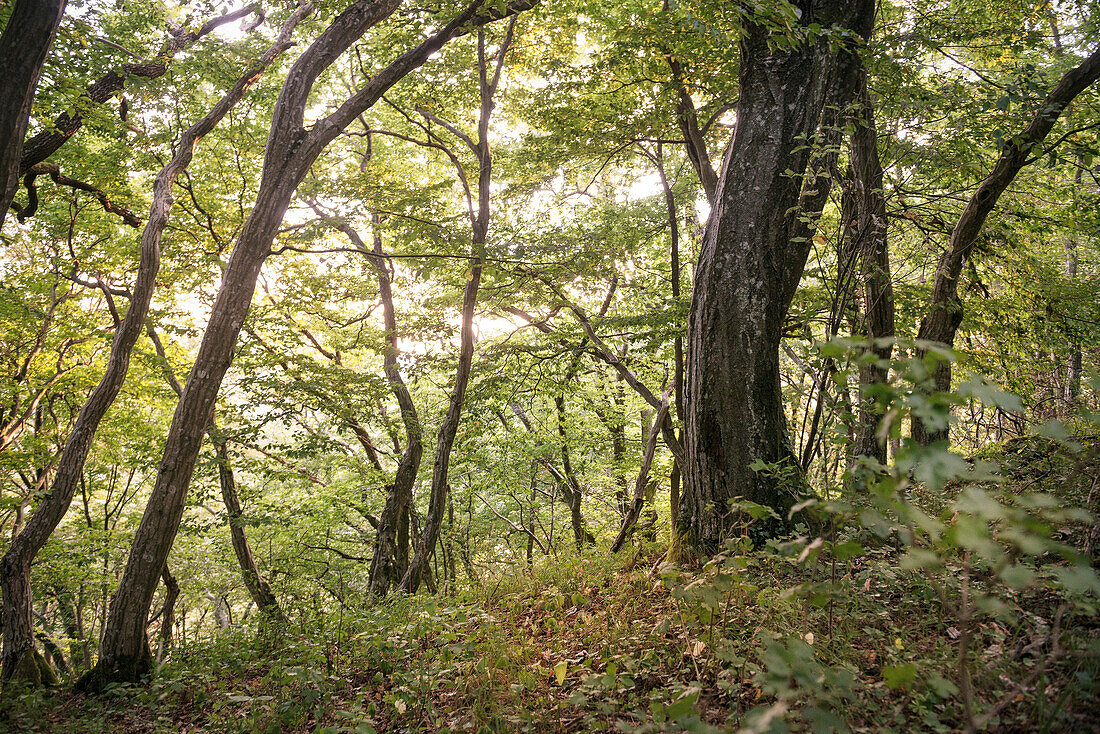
[849,73,894,464]
[1063,162,1083,410]
[82,4,534,684]
[0,0,65,230]
[654,143,685,560]
[401,21,516,593]
[0,12,302,684]
[912,47,1100,444]
[148,326,284,622]
[328,216,426,597]
[682,0,874,552]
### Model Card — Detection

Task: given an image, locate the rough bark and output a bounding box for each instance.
[83,1,535,689]
[912,46,1100,444]
[1,9,301,686]
[0,0,65,230]
[682,0,874,551]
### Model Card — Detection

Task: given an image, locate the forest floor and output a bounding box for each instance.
[1,438,1098,733]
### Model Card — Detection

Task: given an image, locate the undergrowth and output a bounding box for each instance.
[1,435,1098,733]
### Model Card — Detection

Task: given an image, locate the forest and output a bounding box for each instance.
[0,0,1098,731]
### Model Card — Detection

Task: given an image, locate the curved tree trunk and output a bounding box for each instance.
[0,8,299,685]
[81,1,534,690]
[326,216,427,597]
[401,21,516,593]
[0,0,65,230]
[214,440,285,622]
[682,0,874,552]
[147,326,284,623]
[912,47,1100,445]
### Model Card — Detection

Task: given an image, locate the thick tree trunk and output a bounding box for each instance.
[0,0,65,230]
[147,327,284,622]
[912,47,1100,444]
[682,0,873,551]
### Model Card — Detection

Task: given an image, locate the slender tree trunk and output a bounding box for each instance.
[912,47,1100,444]
[214,440,285,621]
[611,392,670,553]
[0,0,65,230]
[849,73,894,464]
[654,143,685,560]
[154,566,178,667]
[333,216,426,597]
[555,394,591,548]
[1,12,302,684]
[682,0,873,551]
[82,1,534,689]
[1064,163,1083,409]
[401,21,517,593]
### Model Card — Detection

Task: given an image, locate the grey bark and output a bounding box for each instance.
[610,391,670,554]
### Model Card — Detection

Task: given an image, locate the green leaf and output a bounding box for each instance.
[832,541,864,561]
[883,663,917,690]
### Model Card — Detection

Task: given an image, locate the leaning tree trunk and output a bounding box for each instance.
[147,326,285,622]
[0,0,65,231]
[0,11,303,685]
[214,439,285,621]
[400,21,516,593]
[682,0,874,552]
[912,46,1100,445]
[80,0,534,691]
